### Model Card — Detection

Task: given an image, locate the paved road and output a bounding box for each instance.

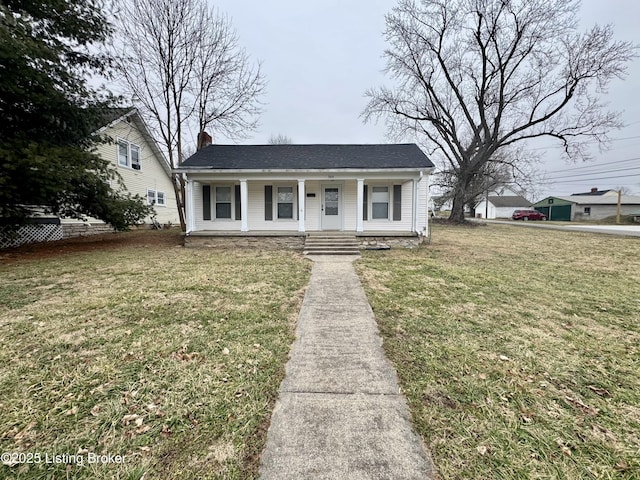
[472,219,640,237]
[259,255,436,480]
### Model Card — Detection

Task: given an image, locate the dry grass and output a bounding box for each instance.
[356,224,640,479]
[0,233,311,479]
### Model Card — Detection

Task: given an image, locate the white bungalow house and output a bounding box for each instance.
[176,143,435,248]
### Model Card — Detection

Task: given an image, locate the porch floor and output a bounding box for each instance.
[187,230,419,237]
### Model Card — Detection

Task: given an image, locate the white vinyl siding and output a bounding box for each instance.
[189,178,423,233]
[94,119,179,225]
[365,182,413,232]
[304,181,322,231]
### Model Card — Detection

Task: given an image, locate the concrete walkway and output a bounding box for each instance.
[259,256,435,480]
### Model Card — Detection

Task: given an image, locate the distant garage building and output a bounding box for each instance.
[474,195,532,219]
[533,195,640,221]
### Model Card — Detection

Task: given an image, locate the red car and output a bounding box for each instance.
[512,209,547,221]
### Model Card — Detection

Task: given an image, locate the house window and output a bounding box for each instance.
[147,189,166,206]
[118,141,129,166]
[371,186,389,219]
[118,140,141,170]
[277,186,294,219]
[215,186,232,219]
[584,207,591,215]
[130,144,141,169]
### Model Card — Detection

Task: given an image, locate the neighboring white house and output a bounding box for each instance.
[175,143,435,245]
[60,108,180,236]
[475,195,532,219]
[95,108,179,225]
[1,108,179,248]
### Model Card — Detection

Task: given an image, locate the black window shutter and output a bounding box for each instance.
[363,185,368,221]
[203,185,211,220]
[264,186,273,221]
[393,184,402,221]
[235,185,241,220]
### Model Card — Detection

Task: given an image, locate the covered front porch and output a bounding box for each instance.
[185,175,430,236]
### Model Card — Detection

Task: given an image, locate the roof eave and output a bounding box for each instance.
[175,166,434,174]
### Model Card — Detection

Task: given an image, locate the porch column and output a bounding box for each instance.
[297,179,305,232]
[356,178,364,233]
[412,179,418,233]
[240,179,249,232]
[186,178,196,234]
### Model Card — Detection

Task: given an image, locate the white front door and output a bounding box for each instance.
[321,185,342,230]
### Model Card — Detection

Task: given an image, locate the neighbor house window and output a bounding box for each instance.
[118,141,129,166]
[118,140,141,170]
[215,186,232,219]
[130,145,141,169]
[584,207,591,215]
[147,189,166,206]
[371,186,389,219]
[277,186,294,219]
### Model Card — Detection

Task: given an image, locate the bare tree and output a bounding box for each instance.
[364,0,636,222]
[268,134,294,144]
[614,186,632,195]
[435,145,541,215]
[112,0,265,230]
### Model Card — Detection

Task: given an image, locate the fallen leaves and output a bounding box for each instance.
[555,438,572,456]
[564,396,599,416]
[587,385,611,397]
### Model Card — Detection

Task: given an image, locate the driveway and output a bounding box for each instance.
[472,219,640,237]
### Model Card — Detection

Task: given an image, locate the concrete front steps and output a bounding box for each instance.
[304,234,360,256]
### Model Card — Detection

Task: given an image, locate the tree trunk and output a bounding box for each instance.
[172,173,187,231]
[449,193,466,223]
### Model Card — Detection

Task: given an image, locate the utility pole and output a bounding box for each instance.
[616,189,622,224]
[485,189,489,219]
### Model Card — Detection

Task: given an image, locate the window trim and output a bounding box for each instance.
[117,138,142,170]
[146,188,166,207]
[370,185,390,220]
[214,185,233,220]
[276,185,295,220]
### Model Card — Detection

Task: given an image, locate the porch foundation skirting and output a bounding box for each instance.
[184,232,306,250]
[184,231,424,250]
[357,235,423,249]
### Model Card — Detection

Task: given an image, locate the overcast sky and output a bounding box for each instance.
[208,0,640,196]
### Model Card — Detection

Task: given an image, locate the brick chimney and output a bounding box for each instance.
[197,131,212,150]
[590,187,598,194]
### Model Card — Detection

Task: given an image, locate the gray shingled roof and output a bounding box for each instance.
[180,144,434,170]
[488,196,531,208]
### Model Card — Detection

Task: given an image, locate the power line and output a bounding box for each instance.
[547,172,640,183]
[545,165,640,180]
[544,156,640,174]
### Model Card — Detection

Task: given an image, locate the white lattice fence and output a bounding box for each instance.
[0,224,64,249]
